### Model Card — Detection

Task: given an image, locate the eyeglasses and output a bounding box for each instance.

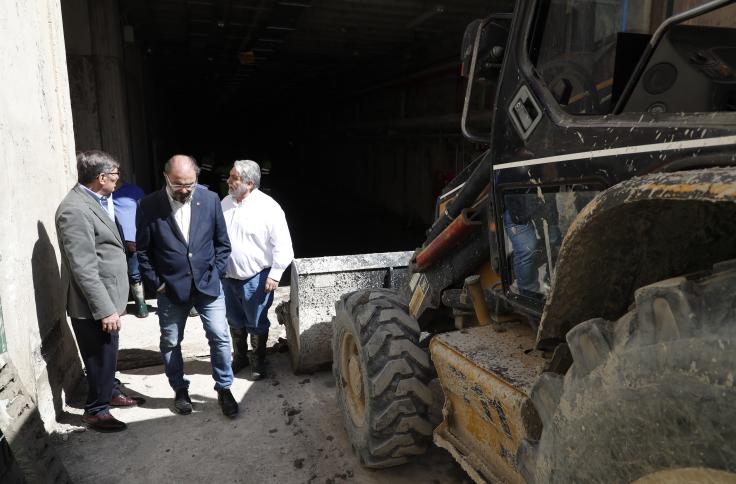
[101,171,120,178]
[169,182,197,190]
[165,174,197,190]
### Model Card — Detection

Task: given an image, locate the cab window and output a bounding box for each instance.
[529,0,736,115]
[502,184,600,299]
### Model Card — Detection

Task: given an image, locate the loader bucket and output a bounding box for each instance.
[281,251,413,374]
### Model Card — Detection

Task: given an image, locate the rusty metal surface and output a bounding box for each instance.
[415,208,481,270]
[539,167,736,348]
[430,324,545,483]
[286,251,413,372]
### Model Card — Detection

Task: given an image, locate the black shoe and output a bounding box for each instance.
[218,388,238,417]
[174,388,192,415]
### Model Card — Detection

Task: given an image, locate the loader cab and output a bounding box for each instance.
[477,0,736,320]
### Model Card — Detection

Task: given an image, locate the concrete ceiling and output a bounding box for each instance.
[121,0,513,108]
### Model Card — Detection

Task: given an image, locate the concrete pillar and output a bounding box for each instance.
[62,0,132,175]
[123,28,153,187]
[61,0,102,152]
[88,0,133,175]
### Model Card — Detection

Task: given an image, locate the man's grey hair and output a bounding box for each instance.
[234,160,261,188]
[164,154,201,175]
[77,150,119,184]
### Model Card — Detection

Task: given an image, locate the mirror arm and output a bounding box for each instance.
[461,24,490,144]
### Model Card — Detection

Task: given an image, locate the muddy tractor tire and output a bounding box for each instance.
[332,288,434,468]
[519,260,736,483]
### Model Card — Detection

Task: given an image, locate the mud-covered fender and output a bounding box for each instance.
[537,167,736,349]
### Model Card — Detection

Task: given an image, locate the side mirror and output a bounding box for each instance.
[461,20,484,77]
[460,16,510,79]
[460,15,512,143]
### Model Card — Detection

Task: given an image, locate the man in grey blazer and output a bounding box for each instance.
[56,150,141,432]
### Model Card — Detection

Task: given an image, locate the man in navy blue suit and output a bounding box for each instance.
[136,155,238,417]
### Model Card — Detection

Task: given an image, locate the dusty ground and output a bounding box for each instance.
[52,289,469,484]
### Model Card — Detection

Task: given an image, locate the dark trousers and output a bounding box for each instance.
[71,318,119,416]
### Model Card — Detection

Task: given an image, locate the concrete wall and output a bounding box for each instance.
[0,0,82,430]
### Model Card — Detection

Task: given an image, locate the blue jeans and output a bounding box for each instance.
[127,250,141,284]
[157,288,233,392]
[504,211,539,296]
[223,269,273,336]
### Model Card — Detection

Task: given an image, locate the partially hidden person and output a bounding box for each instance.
[112,179,148,318]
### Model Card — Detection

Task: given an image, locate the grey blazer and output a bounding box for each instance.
[55,184,129,320]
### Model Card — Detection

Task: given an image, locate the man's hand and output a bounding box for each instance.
[125,241,137,253]
[101,312,121,333]
[265,278,279,293]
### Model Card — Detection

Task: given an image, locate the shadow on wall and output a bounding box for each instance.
[31,221,83,417]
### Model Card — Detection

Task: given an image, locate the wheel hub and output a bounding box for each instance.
[348,355,363,399]
[632,468,736,484]
[340,332,366,426]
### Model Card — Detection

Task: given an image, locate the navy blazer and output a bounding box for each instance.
[136,186,231,304]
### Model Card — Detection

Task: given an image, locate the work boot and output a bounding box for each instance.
[217,388,239,417]
[229,327,250,374]
[249,333,268,380]
[131,282,149,318]
[173,388,192,415]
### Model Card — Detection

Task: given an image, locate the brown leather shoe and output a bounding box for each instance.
[81,412,127,432]
[110,394,146,407]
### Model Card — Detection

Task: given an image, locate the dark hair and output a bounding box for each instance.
[77,150,119,184]
[164,154,200,175]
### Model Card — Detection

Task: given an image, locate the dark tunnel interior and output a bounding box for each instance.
[61,0,515,260]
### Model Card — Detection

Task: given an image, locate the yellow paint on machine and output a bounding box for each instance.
[430,324,546,484]
[478,260,501,289]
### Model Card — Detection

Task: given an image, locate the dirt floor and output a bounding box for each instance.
[52,289,469,484]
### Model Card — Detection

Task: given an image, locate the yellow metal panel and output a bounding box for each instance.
[478,260,501,289]
[430,324,545,484]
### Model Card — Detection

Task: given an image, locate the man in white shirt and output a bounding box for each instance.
[221,159,294,380]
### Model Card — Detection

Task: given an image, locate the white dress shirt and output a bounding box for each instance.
[166,186,192,244]
[221,189,294,281]
[79,183,115,221]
